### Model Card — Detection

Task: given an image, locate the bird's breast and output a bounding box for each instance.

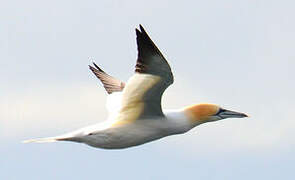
[84,119,177,149]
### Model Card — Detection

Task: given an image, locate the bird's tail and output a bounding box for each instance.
[22,135,71,144]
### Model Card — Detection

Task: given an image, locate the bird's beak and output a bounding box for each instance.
[219,109,248,119]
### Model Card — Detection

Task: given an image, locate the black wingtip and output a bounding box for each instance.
[135,28,141,35]
[136,24,146,34]
[89,65,96,71]
[92,62,104,72]
[139,24,145,32]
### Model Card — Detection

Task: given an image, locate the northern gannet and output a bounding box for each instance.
[24,25,248,149]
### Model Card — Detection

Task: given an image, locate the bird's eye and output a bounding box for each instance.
[216,108,226,115]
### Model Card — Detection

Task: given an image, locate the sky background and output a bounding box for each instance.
[1,0,294,179]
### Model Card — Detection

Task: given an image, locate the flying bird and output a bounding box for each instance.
[23,25,248,149]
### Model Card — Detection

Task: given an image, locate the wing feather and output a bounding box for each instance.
[116,25,174,122]
[89,62,125,94]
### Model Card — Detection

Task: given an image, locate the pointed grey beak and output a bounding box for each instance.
[218,109,248,119]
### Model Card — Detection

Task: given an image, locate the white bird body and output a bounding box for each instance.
[25,76,194,149]
[24,25,248,149]
[25,112,193,149]
[73,113,191,149]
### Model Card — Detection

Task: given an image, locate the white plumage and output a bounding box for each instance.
[23,25,247,149]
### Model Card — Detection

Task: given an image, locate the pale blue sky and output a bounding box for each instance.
[1,0,295,179]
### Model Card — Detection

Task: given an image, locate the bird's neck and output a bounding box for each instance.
[163,109,202,134]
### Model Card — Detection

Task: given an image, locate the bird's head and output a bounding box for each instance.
[183,103,248,124]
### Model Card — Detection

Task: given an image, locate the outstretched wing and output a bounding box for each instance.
[117,25,174,122]
[89,62,125,94]
[135,25,173,84]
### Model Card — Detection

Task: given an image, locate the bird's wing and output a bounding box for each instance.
[89,63,125,117]
[115,25,174,123]
[89,62,125,94]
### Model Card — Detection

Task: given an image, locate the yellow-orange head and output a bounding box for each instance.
[183,103,248,124]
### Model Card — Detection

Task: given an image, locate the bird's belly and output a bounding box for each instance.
[83,123,168,149]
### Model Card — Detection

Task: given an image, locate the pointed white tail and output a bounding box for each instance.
[22,138,57,143]
[22,135,71,143]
